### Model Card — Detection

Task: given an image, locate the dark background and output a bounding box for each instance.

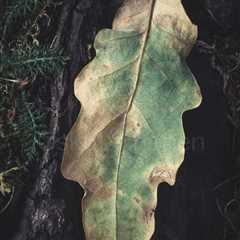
[1,0,240,239]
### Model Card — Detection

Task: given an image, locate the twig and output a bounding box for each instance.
[0,77,22,83]
[0,187,15,216]
[213,175,240,191]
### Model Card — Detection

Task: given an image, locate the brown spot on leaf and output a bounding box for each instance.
[96,186,113,200]
[85,177,103,193]
[85,177,112,200]
[126,115,142,138]
[143,206,155,224]
[134,197,141,204]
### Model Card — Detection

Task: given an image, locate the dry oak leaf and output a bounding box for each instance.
[62,0,202,239]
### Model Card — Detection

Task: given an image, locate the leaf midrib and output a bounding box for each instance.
[115,0,156,239]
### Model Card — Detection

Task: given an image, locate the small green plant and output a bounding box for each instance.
[0,0,66,213]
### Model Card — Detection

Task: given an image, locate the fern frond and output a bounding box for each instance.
[0,0,48,43]
[0,46,68,81]
[15,91,47,164]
